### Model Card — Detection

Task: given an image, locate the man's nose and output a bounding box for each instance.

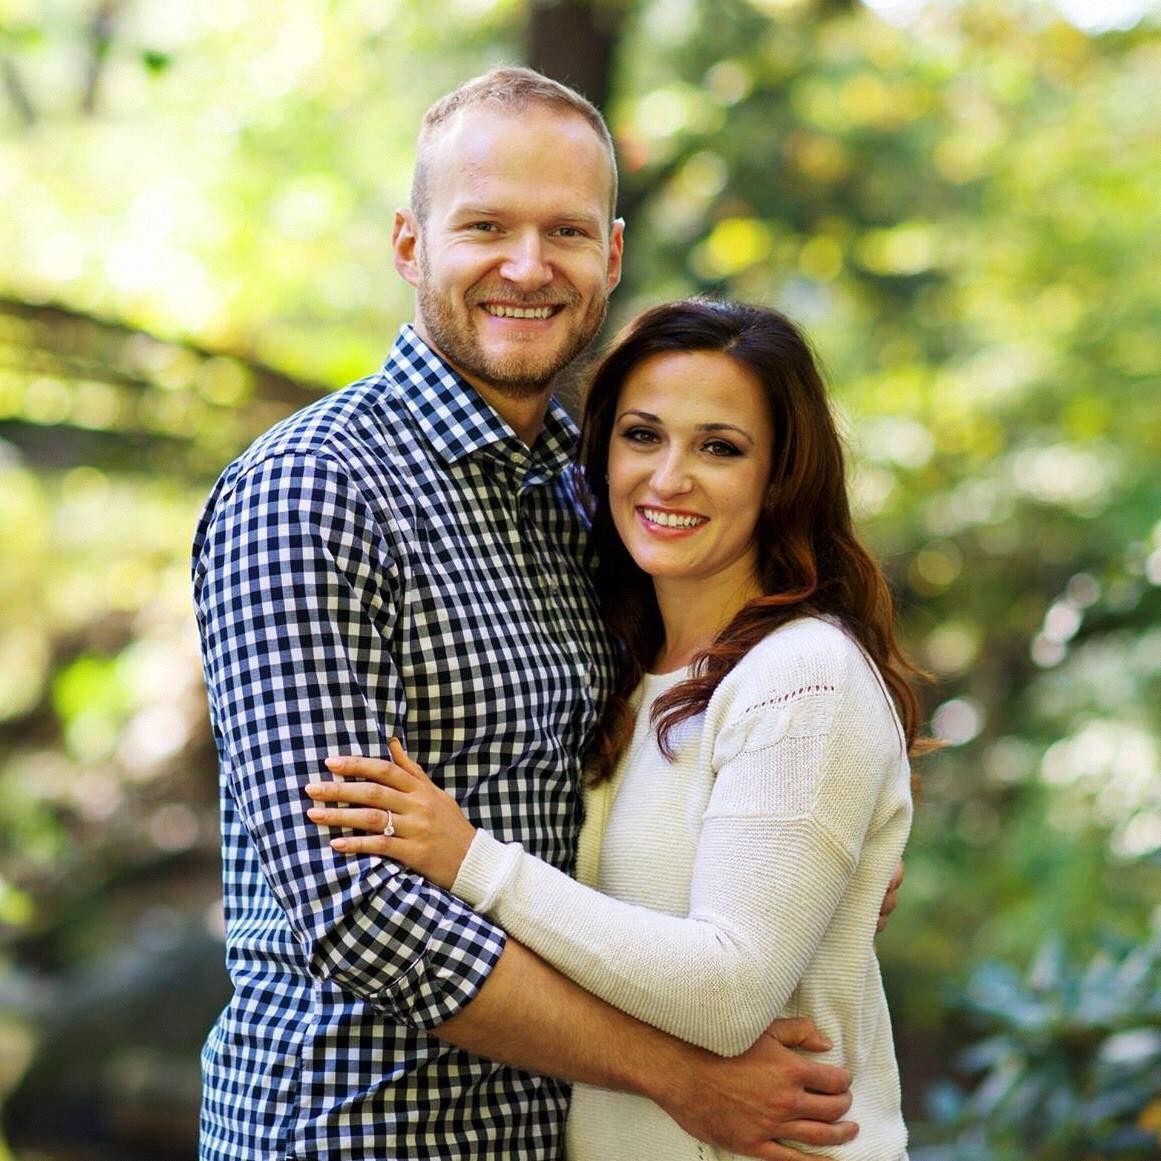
[498,231,553,289]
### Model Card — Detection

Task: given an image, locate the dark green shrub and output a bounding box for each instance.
[913,932,1161,1160]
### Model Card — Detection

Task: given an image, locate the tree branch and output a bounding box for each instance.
[1,55,37,126]
[81,0,121,116]
[0,295,328,407]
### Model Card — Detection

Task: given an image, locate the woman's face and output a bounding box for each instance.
[607,349,775,591]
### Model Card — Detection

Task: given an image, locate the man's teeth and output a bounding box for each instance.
[642,508,705,529]
[484,305,555,319]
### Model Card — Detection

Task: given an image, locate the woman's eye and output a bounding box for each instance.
[622,426,659,444]
[705,439,742,457]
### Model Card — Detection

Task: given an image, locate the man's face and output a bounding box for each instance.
[394,106,624,401]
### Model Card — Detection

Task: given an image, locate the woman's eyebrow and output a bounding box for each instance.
[616,411,756,444]
[696,422,755,443]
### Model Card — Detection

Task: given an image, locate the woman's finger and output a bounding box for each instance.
[303,779,404,811]
[307,806,397,835]
[388,737,430,782]
[330,834,402,856]
[324,754,414,788]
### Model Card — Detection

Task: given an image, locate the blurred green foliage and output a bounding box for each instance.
[914,933,1161,1158]
[0,0,1159,1156]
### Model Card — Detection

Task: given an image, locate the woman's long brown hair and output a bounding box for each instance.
[578,298,928,783]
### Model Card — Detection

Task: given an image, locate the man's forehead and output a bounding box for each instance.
[429,104,600,157]
[423,105,616,213]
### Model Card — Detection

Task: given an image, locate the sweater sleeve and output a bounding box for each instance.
[453,628,891,1055]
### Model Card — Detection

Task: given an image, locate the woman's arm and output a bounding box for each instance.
[306,640,906,1056]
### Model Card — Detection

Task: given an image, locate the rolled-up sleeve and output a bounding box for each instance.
[194,451,506,1029]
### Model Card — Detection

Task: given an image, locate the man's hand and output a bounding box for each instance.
[650,1017,857,1160]
[877,859,905,934]
[437,941,858,1161]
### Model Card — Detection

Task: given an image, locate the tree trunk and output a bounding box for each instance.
[525,0,626,111]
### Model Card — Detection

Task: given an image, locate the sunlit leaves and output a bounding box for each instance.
[0,0,524,385]
[691,216,778,278]
[0,2,1159,1150]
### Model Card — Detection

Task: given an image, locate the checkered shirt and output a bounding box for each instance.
[193,325,615,1160]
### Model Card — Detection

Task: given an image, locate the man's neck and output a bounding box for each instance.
[409,323,552,447]
[470,379,552,448]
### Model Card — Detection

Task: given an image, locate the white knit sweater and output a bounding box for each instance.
[453,616,912,1160]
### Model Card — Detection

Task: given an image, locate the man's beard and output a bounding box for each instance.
[417,267,608,400]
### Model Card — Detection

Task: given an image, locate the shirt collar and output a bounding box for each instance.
[386,324,578,480]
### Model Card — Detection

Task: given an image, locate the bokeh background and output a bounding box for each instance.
[1,1,1159,1158]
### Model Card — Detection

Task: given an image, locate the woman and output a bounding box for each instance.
[306,299,922,1160]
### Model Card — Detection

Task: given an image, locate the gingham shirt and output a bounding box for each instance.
[193,325,615,1160]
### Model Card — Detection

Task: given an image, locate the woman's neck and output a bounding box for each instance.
[651,572,763,673]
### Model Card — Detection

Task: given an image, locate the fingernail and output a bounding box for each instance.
[331,839,350,850]
[307,808,323,819]
[324,757,344,770]
[304,783,322,795]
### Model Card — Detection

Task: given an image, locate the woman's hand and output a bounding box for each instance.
[304,738,476,890]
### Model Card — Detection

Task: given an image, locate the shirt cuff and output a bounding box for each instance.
[373,897,509,1030]
[452,829,523,912]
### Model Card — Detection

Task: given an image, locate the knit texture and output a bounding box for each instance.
[454,616,911,1159]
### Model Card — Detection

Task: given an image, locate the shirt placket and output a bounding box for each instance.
[515,458,601,729]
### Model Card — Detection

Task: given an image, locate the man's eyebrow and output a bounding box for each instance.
[449,206,604,226]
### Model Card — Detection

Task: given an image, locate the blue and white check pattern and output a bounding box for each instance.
[193,325,615,1160]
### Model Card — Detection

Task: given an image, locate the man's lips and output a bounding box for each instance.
[480,303,561,320]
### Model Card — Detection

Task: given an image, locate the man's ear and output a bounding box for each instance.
[606,217,626,294]
[392,209,422,288]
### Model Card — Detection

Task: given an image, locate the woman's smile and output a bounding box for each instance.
[637,505,709,533]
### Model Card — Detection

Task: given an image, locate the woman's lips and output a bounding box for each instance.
[637,506,708,533]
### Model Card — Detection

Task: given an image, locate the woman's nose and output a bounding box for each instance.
[650,453,693,497]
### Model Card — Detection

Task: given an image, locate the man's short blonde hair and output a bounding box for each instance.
[411,66,618,224]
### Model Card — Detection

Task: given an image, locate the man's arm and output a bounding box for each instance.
[438,940,857,1161]
[194,453,507,1026]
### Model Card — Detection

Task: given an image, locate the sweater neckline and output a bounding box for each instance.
[641,666,692,690]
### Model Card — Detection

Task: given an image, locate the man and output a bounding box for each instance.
[194,67,862,1160]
